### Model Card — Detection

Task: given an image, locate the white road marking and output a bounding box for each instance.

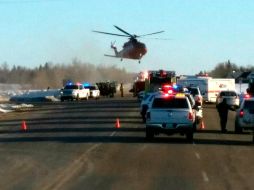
[195,152,201,160]
[41,143,101,190]
[202,171,209,182]
[110,131,117,137]
[86,143,101,154]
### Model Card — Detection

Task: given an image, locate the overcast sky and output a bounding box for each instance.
[0,0,254,75]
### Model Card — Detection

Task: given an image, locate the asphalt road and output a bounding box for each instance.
[0,96,253,190]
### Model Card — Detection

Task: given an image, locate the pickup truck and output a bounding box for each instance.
[146,93,196,142]
[60,84,90,101]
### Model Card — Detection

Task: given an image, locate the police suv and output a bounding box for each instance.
[146,93,196,141]
[60,83,90,101]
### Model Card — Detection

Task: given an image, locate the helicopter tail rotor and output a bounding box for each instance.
[111,41,116,49]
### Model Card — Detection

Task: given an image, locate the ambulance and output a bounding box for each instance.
[177,76,235,103]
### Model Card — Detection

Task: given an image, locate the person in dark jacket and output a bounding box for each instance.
[216,98,230,133]
[120,83,124,97]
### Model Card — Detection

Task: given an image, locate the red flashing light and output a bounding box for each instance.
[188,112,194,121]
[244,94,251,99]
[163,85,172,88]
[162,84,173,94]
[167,90,173,94]
[239,110,244,118]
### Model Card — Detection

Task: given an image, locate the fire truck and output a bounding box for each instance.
[132,72,147,97]
[132,70,176,97]
[146,70,176,92]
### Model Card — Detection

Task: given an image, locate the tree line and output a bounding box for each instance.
[0,60,135,89]
[0,59,253,89]
[198,60,254,78]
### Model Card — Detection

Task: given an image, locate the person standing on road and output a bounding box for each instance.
[120,83,124,97]
[216,98,229,133]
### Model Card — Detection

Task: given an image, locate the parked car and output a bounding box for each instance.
[235,97,254,133]
[85,84,100,99]
[140,92,158,122]
[216,90,240,110]
[60,83,90,101]
[137,91,145,102]
[186,86,203,106]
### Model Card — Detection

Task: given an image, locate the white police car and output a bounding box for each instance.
[235,96,254,133]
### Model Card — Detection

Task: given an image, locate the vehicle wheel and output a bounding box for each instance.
[234,120,242,134]
[146,128,154,140]
[186,131,194,142]
[60,97,64,102]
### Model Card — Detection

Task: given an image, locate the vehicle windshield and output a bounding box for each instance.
[187,88,199,96]
[152,97,188,108]
[220,91,237,96]
[86,86,97,90]
[64,85,79,90]
[244,100,254,110]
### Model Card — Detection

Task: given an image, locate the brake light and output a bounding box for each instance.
[244,94,250,99]
[188,112,194,121]
[239,110,244,118]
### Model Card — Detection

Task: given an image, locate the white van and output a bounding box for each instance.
[177,77,235,103]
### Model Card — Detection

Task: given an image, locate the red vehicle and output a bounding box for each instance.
[147,70,176,92]
[132,81,145,97]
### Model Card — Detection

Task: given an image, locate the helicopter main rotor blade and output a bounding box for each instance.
[138,31,165,37]
[142,37,172,40]
[113,25,133,37]
[93,30,129,37]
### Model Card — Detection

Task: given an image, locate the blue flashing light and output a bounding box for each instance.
[83,82,91,87]
[173,84,178,89]
[65,80,73,86]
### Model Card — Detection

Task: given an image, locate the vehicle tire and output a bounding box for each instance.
[146,128,154,140]
[234,120,242,134]
[186,130,194,142]
[60,97,64,102]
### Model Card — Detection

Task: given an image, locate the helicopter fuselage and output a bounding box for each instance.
[114,40,147,60]
[93,25,163,62]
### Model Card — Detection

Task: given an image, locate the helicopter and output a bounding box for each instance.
[93,25,164,63]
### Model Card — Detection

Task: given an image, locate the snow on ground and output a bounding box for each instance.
[0,83,250,114]
[0,84,61,113]
[9,89,61,102]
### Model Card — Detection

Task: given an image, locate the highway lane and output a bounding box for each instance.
[0,97,253,190]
